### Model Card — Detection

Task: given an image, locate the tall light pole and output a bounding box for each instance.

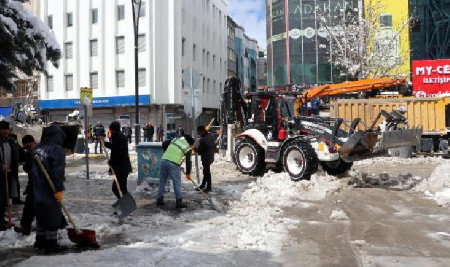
[132,0,142,144]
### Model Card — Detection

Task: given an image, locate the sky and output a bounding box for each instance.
[228,0,267,50]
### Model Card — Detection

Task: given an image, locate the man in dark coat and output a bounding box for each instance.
[175,126,185,137]
[148,123,155,142]
[123,124,132,144]
[196,126,219,192]
[94,121,105,154]
[0,121,20,231]
[31,124,67,253]
[104,121,132,199]
[14,135,38,235]
[156,124,164,142]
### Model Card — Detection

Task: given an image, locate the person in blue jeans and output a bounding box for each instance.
[157,135,194,209]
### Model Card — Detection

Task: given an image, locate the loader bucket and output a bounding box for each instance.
[339,127,423,161]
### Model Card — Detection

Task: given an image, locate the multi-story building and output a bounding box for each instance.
[410,0,450,60]
[266,0,359,86]
[365,0,411,77]
[235,25,258,93]
[38,0,227,133]
[257,50,268,90]
[227,16,237,78]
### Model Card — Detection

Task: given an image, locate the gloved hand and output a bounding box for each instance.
[54,191,64,201]
[186,174,191,180]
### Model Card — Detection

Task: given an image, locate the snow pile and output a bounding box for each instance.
[354,156,447,166]
[0,230,35,248]
[415,161,450,207]
[329,209,349,221]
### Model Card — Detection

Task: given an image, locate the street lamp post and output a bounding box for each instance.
[132,0,142,144]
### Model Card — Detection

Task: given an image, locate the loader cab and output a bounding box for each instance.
[245,92,297,141]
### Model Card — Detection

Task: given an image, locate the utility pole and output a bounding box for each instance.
[132,0,142,144]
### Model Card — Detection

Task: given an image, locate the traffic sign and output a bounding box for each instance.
[80,87,93,106]
[182,67,200,89]
[182,68,202,119]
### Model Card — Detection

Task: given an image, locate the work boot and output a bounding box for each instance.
[175,199,187,209]
[203,188,212,193]
[14,225,31,236]
[33,235,46,250]
[45,239,68,254]
[156,197,164,206]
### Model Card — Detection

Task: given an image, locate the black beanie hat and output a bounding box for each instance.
[0,120,10,130]
[109,121,121,131]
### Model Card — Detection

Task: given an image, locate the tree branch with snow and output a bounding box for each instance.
[0,0,61,92]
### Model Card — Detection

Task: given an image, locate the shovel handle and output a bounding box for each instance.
[100,139,123,198]
[34,154,78,230]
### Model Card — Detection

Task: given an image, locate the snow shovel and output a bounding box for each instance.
[181,167,224,213]
[34,155,100,248]
[100,139,137,219]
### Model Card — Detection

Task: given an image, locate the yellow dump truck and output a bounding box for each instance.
[330,97,450,136]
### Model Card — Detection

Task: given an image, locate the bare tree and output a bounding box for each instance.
[317,0,411,80]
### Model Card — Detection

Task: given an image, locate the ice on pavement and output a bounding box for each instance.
[2,155,449,266]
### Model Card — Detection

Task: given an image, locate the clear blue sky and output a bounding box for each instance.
[228,0,266,50]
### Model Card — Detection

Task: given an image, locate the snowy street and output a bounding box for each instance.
[1,153,450,266]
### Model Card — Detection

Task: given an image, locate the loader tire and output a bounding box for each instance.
[282,140,318,181]
[234,138,266,176]
[321,159,353,176]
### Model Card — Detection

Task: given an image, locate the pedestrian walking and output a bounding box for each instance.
[94,121,105,154]
[157,135,194,209]
[31,125,68,253]
[103,122,132,199]
[175,126,185,137]
[156,124,164,142]
[196,126,219,192]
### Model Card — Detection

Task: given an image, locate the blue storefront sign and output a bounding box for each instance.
[39,94,151,109]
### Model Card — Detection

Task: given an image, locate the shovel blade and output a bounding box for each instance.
[113,192,137,219]
[68,228,100,248]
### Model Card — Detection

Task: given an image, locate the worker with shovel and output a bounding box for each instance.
[157,135,195,209]
[0,120,19,231]
[31,125,68,253]
[103,121,132,200]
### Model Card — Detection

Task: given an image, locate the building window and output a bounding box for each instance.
[206,51,209,67]
[47,15,53,29]
[65,42,73,59]
[213,54,216,68]
[91,8,98,24]
[228,48,235,62]
[193,44,196,61]
[116,70,125,88]
[138,68,146,87]
[202,49,205,66]
[139,1,145,17]
[116,36,125,54]
[117,5,125,21]
[380,14,392,27]
[182,37,186,57]
[138,34,146,52]
[90,39,98,57]
[46,76,53,92]
[67,12,73,27]
[90,72,98,89]
[65,74,73,91]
